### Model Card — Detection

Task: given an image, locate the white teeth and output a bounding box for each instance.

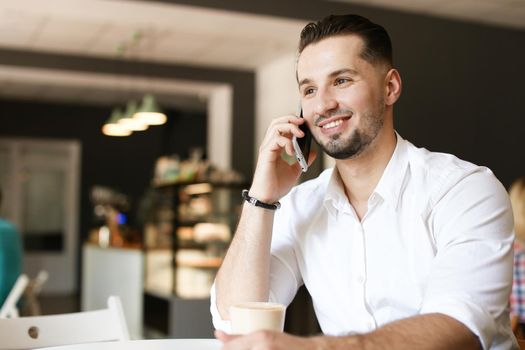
[322,119,344,129]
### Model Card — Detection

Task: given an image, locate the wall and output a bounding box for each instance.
[208,85,233,170]
[169,0,525,188]
[256,52,299,150]
[391,18,524,188]
[0,98,207,242]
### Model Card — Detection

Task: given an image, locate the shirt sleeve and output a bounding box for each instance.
[420,169,514,350]
[209,282,231,333]
[268,198,303,305]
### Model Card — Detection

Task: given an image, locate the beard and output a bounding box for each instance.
[314,100,385,160]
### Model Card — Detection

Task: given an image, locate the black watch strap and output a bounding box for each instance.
[242,189,281,210]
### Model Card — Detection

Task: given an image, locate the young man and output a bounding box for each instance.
[212,14,515,349]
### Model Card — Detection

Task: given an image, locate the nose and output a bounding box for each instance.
[314,88,338,118]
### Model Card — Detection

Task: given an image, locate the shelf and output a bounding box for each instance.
[154,180,249,190]
[176,256,222,269]
[177,240,207,249]
[143,180,245,339]
[144,181,244,301]
[177,215,239,226]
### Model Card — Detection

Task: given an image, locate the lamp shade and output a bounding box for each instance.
[118,100,148,131]
[102,108,132,136]
[133,94,167,125]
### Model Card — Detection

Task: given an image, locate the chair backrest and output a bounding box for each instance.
[0,274,29,318]
[518,338,525,350]
[31,270,49,295]
[22,269,50,316]
[0,295,130,349]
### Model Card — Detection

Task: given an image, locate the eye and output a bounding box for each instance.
[335,77,351,86]
[303,87,316,96]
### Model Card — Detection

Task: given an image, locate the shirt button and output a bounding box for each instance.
[367,322,374,330]
[357,275,365,284]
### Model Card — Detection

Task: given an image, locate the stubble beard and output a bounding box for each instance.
[315,101,386,160]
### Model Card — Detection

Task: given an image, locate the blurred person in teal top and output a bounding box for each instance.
[0,186,23,306]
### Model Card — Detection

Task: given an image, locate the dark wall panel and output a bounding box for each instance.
[0,98,207,240]
[391,19,524,188]
[159,0,525,187]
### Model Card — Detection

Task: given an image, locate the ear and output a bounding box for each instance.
[384,68,402,106]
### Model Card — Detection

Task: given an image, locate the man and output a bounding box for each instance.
[212,14,516,349]
[0,187,23,306]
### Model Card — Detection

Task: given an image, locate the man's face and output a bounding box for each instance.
[297,35,388,160]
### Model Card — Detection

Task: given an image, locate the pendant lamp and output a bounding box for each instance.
[133,94,167,125]
[118,100,149,131]
[102,108,132,136]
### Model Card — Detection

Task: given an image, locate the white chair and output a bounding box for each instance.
[22,270,49,316]
[0,273,29,318]
[0,295,130,350]
[30,270,49,295]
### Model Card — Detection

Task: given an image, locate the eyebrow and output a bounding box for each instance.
[298,68,359,88]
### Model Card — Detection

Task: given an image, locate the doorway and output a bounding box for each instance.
[0,138,81,294]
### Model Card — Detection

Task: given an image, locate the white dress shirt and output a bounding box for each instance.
[211,134,516,349]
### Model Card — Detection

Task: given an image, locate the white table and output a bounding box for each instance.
[37,339,221,350]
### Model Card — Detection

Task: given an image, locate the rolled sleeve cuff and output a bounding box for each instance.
[420,296,496,350]
[209,283,232,333]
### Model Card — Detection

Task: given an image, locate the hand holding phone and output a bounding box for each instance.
[292,108,312,172]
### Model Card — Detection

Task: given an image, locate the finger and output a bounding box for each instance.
[219,331,273,350]
[268,115,304,129]
[267,120,304,140]
[274,135,294,154]
[261,131,292,152]
[215,330,237,343]
[275,123,304,138]
[285,140,295,157]
[262,116,305,146]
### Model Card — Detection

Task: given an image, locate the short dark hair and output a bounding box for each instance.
[298,14,393,67]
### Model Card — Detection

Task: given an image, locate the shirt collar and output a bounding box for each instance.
[323,131,410,213]
[323,168,349,217]
[372,132,409,210]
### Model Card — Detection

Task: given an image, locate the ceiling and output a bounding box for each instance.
[0,1,306,69]
[0,0,523,109]
[331,0,525,30]
[0,0,306,109]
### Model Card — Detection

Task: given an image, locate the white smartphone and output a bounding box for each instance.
[292,107,312,172]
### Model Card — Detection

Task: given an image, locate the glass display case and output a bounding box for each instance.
[143,181,245,299]
[142,180,245,337]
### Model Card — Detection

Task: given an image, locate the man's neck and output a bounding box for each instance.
[335,128,397,220]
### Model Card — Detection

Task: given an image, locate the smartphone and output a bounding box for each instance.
[292,108,312,172]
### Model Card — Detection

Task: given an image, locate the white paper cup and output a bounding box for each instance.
[229,302,286,335]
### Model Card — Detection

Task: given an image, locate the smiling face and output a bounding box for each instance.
[297,34,392,160]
